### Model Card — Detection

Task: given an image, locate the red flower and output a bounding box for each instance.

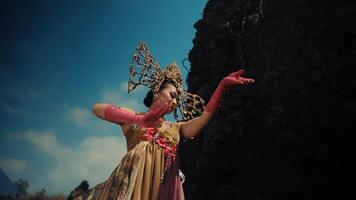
[142,127,156,141]
[142,127,177,155]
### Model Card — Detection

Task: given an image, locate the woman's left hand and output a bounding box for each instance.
[181,68,255,139]
[220,69,255,88]
[204,69,255,114]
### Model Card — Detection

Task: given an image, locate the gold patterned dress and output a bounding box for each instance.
[81,121,184,200]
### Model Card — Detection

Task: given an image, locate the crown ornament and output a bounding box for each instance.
[128,41,205,122]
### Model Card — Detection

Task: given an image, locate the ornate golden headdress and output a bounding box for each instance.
[128,41,205,122]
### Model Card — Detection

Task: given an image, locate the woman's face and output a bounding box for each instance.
[155,84,178,114]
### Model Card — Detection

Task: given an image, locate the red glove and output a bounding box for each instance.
[204,69,255,113]
[104,99,170,127]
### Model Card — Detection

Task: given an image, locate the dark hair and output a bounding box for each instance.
[143,79,177,107]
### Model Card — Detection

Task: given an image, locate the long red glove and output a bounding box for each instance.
[104,99,170,127]
[204,69,255,113]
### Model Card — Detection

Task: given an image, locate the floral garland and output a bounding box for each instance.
[141,127,177,155]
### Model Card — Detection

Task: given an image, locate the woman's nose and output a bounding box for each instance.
[172,98,177,106]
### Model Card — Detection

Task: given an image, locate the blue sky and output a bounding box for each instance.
[0,0,206,195]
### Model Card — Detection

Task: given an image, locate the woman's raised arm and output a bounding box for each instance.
[179,69,254,139]
[93,103,138,126]
[92,103,112,120]
[179,110,213,139]
[92,100,171,127]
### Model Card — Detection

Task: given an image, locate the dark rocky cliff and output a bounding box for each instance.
[179,0,355,199]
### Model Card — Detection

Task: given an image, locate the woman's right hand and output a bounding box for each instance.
[204,69,254,113]
[95,100,169,128]
[220,69,255,88]
[139,99,171,127]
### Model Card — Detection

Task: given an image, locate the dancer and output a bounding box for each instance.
[88,42,254,200]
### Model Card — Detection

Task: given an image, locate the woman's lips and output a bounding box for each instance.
[167,104,175,113]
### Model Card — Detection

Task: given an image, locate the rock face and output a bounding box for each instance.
[179,0,355,199]
[0,169,18,197]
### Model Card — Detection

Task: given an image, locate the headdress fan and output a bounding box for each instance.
[128,42,205,122]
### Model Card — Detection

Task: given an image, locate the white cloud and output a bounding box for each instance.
[8,130,127,195]
[119,81,144,93]
[0,101,45,119]
[0,89,45,119]
[66,107,91,127]
[119,82,130,92]
[0,158,29,173]
[101,82,146,112]
[9,130,71,158]
[25,90,44,99]
[2,89,44,100]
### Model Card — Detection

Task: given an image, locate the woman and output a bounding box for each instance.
[89,67,254,200]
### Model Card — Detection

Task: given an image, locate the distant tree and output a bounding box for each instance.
[67,180,89,200]
[50,194,66,200]
[35,188,46,199]
[14,178,29,197]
